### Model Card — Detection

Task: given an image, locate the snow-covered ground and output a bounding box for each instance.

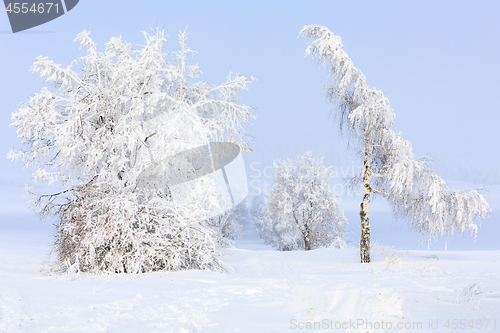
[1,210,499,333]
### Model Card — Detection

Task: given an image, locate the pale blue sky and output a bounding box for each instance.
[1,1,499,249]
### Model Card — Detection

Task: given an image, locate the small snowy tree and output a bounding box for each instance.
[255,152,347,251]
[8,29,254,273]
[300,25,491,263]
[250,194,265,221]
[252,193,278,246]
[205,201,247,250]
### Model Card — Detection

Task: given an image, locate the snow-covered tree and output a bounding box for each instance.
[252,193,277,246]
[8,29,255,273]
[300,25,491,263]
[250,194,265,221]
[255,152,347,251]
[205,201,247,250]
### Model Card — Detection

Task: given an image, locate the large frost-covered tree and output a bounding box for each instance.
[255,152,347,251]
[8,29,254,273]
[300,25,491,263]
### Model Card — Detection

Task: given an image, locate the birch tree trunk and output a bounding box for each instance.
[360,138,372,263]
[304,233,311,251]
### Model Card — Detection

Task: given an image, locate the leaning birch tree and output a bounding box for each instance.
[300,25,491,263]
